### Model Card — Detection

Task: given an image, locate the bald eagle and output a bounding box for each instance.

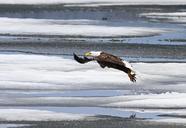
[73,51,136,82]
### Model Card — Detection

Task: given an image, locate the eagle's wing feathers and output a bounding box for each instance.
[96,52,124,66]
[73,53,94,64]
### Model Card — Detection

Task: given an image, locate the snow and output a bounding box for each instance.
[0,124,30,128]
[0,0,186,6]
[140,12,186,24]
[0,18,167,37]
[141,12,186,17]
[153,118,186,124]
[106,92,186,109]
[0,109,86,121]
[2,92,186,109]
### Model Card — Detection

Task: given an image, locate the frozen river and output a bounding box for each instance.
[0,1,186,127]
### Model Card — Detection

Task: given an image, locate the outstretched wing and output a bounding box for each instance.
[73,53,94,64]
[96,52,124,66]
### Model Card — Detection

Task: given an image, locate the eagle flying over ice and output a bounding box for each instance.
[73,51,136,82]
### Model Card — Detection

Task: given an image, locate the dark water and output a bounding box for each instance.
[0,41,186,62]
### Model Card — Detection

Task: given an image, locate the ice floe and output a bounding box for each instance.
[141,12,186,24]
[0,109,86,121]
[0,18,167,37]
[153,118,186,124]
[1,92,186,109]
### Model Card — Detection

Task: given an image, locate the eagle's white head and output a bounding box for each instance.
[84,51,101,57]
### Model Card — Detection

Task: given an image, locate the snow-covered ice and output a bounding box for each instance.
[0,109,87,121]
[0,124,30,128]
[141,12,186,24]
[1,92,186,109]
[0,18,168,37]
[153,118,186,124]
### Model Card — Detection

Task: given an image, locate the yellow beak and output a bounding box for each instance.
[84,52,91,56]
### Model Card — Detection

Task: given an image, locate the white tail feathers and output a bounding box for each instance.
[123,60,133,70]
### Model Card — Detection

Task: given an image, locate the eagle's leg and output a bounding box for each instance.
[128,71,136,82]
[116,65,136,82]
[97,61,106,68]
